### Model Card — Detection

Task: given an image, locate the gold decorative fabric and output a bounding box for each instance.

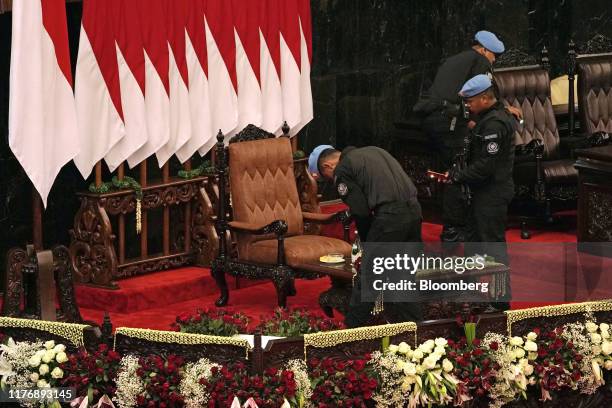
[0,316,91,347]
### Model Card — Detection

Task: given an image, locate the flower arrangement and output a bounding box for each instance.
[114,354,184,408]
[255,308,344,337]
[59,343,122,405]
[370,339,468,408]
[171,308,250,337]
[0,339,68,407]
[178,358,220,408]
[308,356,378,407]
[202,361,298,407]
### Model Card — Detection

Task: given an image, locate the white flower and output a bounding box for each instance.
[421,340,435,353]
[430,352,443,362]
[35,349,46,358]
[514,348,526,359]
[592,345,603,355]
[434,338,448,347]
[526,332,538,341]
[56,352,68,363]
[388,345,399,354]
[403,362,417,376]
[524,364,534,376]
[602,329,610,339]
[442,358,453,372]
[398,342,411,355]
[42,349,56,364]
[396,360,406,371]
[44,340,55,350]
[528,352,538,361]
[30,373,39,382]
[592,360,603,383]
[53,344,66,353]
[524,340,538,352]
[602,341,612,356]
[51,367,64,379]
[422,356,438,370]
[37,379,49,388]
[600,323,609,332]
[28,354,41,368]
[412,349,424,361]
[39,364,49,375]
[586,322,599,333]
[591,333,602,344]
[510,336,524,346]
[434,346,446,356]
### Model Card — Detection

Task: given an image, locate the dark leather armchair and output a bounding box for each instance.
[494,65,579,237]
[212,125,352,308]
[576,53,612,146]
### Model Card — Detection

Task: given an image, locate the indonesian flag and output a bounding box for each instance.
[178,0,213,161]
[156,0,192,165]
[233,0,263,132]
[129,0,170,168]
[202,0,238,148]
[295,0,314,134]
[105,0,148,171]
[279,0,302,135]
[9,0,79,207]
[260,0,283,135]
[74,0,125,179]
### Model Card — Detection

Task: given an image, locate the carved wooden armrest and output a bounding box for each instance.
[302,210,351,225]
[228,220,288,236]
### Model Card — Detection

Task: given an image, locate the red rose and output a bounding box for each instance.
[353,359,366,371]
[489,342,499,351]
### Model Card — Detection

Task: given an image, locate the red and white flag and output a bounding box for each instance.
[105,0,148,171]
[279,0,302,135]
[295,0,314,134]
[202,0,238,147]
[260,0,283,135]
[157,0,191,165]
[129,0,170,168]
[233,0,262,132]
[74,0,125,179]
[9,0,79,207]
[178,0,213,161]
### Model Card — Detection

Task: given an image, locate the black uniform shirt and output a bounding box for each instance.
[333,146,418,218]
[429,49,492,105]
[455,101,516,197]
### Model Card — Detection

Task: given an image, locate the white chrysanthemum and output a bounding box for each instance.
[44,340,55,350]
[586,322,599,333]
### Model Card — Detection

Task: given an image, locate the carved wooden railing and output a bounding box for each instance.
[69,158,319,289]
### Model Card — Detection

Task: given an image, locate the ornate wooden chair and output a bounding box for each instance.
[576,52,612,144]
[212,125,352,308]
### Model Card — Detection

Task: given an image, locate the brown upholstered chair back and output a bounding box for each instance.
[494,66,560,160]
[577,53,612,135]
[228,137,304,255]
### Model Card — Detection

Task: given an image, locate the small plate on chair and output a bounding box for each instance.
[319,253,345,264]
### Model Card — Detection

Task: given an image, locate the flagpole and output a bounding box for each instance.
[32,186,43,251]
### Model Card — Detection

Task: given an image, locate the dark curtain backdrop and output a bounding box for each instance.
[1,0,611,286]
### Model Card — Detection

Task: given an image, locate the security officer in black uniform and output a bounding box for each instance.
[308,145,423,327]
[414,31,513,243]
[447,74,516,309]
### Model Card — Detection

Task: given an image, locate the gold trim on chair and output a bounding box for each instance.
[0,316,90,347]
[303,322,417,359]
[505,300,612,335]
[113,327,252,358]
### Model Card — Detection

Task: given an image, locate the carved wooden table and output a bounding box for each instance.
[575,145,612,246]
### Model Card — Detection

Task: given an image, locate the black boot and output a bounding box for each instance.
[440,225,465,242]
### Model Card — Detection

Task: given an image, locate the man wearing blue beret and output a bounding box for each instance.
[447,73,516,310]
[308,144,423,327]
[414,30,520,244]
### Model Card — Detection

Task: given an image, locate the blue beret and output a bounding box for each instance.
[459,74,493,98]
[308,144,335,176]
[475,30,505,54]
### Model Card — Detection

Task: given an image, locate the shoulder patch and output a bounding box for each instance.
[337,183,348,196]
[486,141,499,155]
[484,133,498,140]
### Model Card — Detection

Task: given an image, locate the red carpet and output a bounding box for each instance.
[78,202,588,331]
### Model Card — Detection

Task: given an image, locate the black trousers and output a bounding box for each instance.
[344,201,424,328]
[423,114,469,228]
[464,191,511,303]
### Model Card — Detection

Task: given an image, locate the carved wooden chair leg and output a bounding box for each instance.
[272,266,292,308]
[211,258,229,307]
